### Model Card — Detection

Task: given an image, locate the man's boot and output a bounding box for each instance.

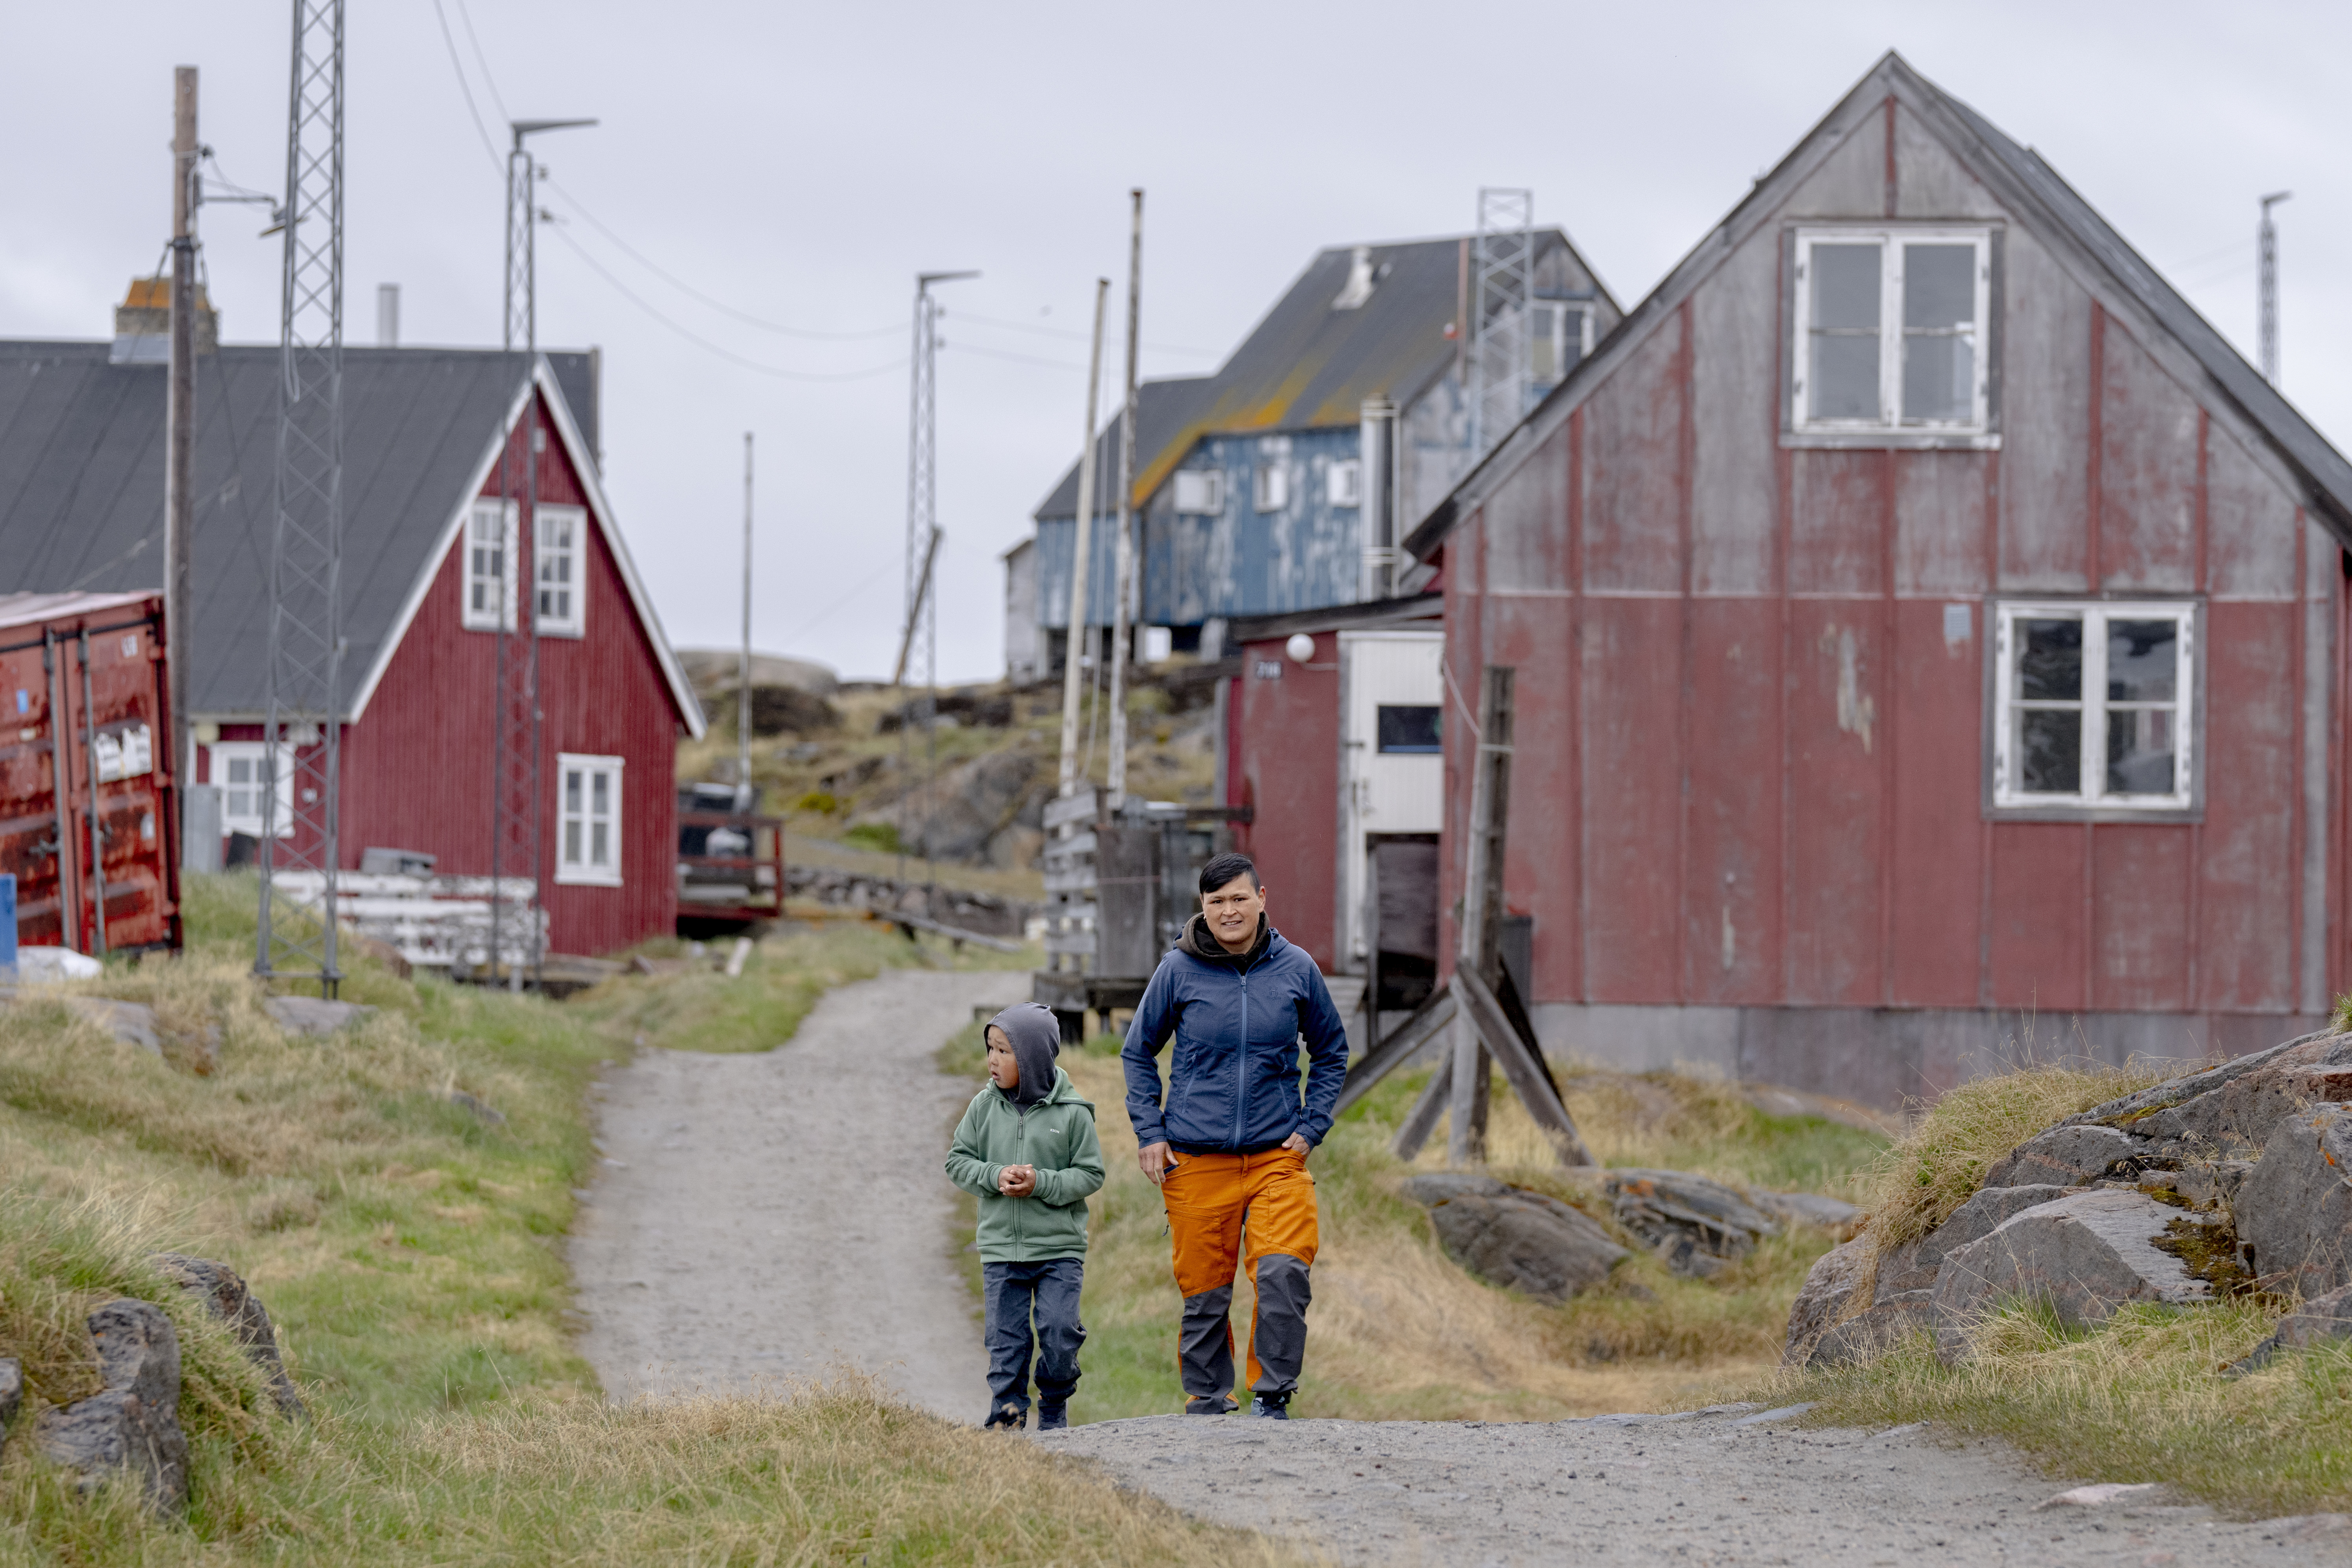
[1183,1394,1238,1415]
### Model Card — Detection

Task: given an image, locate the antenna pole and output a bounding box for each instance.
[1057,277,1111,798]
[739,431,753,790]
[1105,189,1143,811]
[2259,189,2292,386]
[167,66,197,828]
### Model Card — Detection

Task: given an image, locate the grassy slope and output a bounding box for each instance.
[1752,1061,2352,1518]
[937,1026,1886,1423]
[0,876,1290,1567]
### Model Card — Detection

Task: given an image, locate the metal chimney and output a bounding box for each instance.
[377,282,399,348]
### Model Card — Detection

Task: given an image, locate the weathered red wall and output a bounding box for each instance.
[1231,633,1340,968]
[1436,95,2339,1046]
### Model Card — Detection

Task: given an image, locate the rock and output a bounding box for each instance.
[1932,1190,2218,1362]
[1749,1189,1866,1236]
[1783,1235,1869,1366]
[1809,1290,1934,1368]
[1604,1169,1781,1277]
[2287,1066,2352,1103]
[1874,1185,2087,1305]
[32,1300,189,1515]
[2227,1281,2352,1374]
[447,1089,507,1127]
[2065,1029,2352,1158]
[1398,1172,1510,1205]
[1408,1181,1628,1302]
[740,684,841,737]
[2235,1103,2352,1297]
[60,996,160,1054]
[150,1254,306,1417]
[2136,1163,2252,1210]
[0,1355,19,1442]
[853,748,1047,866]
[263,996,377,1037]
[1981,1125,2140,1189]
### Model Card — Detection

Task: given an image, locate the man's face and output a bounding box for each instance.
[1200,873,1266,953]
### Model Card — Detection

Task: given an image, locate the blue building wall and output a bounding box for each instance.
[1036,425,1364,630]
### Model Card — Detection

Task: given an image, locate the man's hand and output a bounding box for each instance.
[1137,1141,1178,1186]
[1280,1132,1311,1156]
[996,1164,1037,1197]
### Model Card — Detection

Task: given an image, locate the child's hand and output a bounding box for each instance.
[996,1164,1037,1197]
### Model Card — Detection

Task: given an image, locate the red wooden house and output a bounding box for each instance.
[1399,53,2352,1106]
[0,339,705,956]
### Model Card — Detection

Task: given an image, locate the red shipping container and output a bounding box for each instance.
[0,592,180,955]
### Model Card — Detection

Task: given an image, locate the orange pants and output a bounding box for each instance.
[1162,1147,1318,1399]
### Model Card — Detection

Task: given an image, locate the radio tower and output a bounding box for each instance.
[488,116,592,989]
[1468,187,1534,458]
[256,0,346,996]
[894,269,974,896]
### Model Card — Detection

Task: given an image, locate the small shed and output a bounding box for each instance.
[1404,52,2352,1106]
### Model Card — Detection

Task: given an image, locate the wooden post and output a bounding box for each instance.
[166,66,197,827]
[1449,666,1512,1165]
[1105,189,1143,809]
[1056,278,1110,798]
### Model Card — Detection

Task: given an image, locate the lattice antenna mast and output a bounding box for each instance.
[1467,187,1534,458]
[2259,189,2291,386]
[257,0,347,996]
[489,116,592,991]
[896,269,975,891]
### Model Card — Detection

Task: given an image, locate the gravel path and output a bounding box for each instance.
[1044,1405,2352,1566]
[569,967,1027,1418]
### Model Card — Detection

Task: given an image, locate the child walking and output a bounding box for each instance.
[944,1002,1105,1431]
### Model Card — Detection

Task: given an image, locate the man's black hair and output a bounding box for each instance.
[1198,852,1260,898]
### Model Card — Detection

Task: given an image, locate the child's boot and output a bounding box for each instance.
[982,1401,1028,1430]
[1035,1401,1068,1432]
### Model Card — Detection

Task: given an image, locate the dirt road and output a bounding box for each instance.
[570,967,1027,1418]
[1046,1405,2352,1566]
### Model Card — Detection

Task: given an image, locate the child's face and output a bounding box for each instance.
[985,1027,1019,1091]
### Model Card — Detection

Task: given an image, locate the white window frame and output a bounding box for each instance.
[534,503,587,637]
[208,741,292,838]
[1326,459,1362,508]
[1791,226,1993,438]
[1253,461,1289,514]
[1172,469,1225,516]
[462,500,517,631]
[1528,301,1593,386]
[1991,601,2197,813]
[555,752,624,886]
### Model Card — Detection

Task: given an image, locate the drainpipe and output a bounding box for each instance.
[78,629,107,956]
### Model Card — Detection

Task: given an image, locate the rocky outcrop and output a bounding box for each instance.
[1812,1290,1935,1368]
[1979,1125,2140,1189]
[1603,1169,1784,1279]
[1783,1236,1869,1365]
[2234,1104,2352,1297]
[1931,1190,2220,1360]
[0,1356,20,1449]
[32,1300,190,1515]
[2229,1281,2352,1374]
[263,996,377,1037]
[1399,1174,1628,1301]
[151,1254,305,1417]
[1872,1184,2085,1303]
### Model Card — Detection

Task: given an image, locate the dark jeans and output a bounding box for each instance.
[983,1257,1085,1414]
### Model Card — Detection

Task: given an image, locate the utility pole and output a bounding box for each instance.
[489,115,593,992]
[897,269,976,892]
[257,0,346,997]
[166,66,197,824]
[2259,190,2292,386]
[738,432,753,792]
[1104,189,1143,811]
[1057,277,1111,799]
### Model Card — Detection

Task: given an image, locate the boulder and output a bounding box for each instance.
[2228,1282,2352,1374]
[1604,1169,1781,1278]
[32,1300,189,1515]
[0,1355,19,1445]
[264,996,376,1037]
[1749,1189,1866,1235]
[1810,1290,1934,1368]
[61,997,160,1055]
[151,1253,305,1417]
[1981,1124,2140,1189]
[1782,1234,1868,1366]
[1874,1184,2086,1305]
[1931,1189,2218,1362]
[1404,1176,1628,1302]
[2235,1103,2352,1297]
[2062,1029,2352,1157]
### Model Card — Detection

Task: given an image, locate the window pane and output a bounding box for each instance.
[2105,620,2178,702]
[2014,618,2082,700]
[565,769,582,815]
[1902,331,1975,423]
[229,789,252,817]
[592,821,609,867]
[2018,709,2082,794]
[592,771,609,816]
[1903,245,1975,330]
[1376,705,1443,753]
[1811,244,1881,328]
[229,758,252,784]
[1530,304,1558,383]
[1810,336,1880,420]
[565,820,582,865]
[2106,707,2177,796]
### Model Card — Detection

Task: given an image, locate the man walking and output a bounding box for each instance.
[1121,852,1349,1418]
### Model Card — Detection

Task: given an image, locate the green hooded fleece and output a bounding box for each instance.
[944,1065,1105,1262]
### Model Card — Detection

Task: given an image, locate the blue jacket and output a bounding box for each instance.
[1121,916,1350,1154]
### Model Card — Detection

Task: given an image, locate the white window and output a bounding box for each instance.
[535,503,586,636]
[1172,469,1224,515]
[462,500,516,631]
[556,752,623,885]
[208,742,292,837]
[1326,459,1362,508]
[1792,228,1992,436]
[1992,602,2195,812]
[1252,462,1289,514]
[1529,301,1592,386]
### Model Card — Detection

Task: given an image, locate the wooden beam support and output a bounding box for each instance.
[1449,665,1514,1165]
[1335,983,1456,1117]
[1454,967,1593,1166]
[1392,1053,1452,1161]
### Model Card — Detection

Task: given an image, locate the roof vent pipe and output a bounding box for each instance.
[1332,245,1378,310]
[376,284,399,347]
[1359,395,1397,600]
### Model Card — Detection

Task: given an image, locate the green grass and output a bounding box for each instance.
[0,874,1284,1566]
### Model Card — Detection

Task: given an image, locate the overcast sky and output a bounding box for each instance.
[6,1,2346,684]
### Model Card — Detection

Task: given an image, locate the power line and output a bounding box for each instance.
[945,341,1088,373]
[428,0,502,175]
[448,0,511,124]
[952,308,1217,358]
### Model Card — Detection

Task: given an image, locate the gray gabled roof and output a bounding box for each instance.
[0,341,696,733]
[1036,228,1619,521]
[1407,51,2352,559]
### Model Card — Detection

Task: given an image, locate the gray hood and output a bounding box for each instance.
[988,1001,1063,1108]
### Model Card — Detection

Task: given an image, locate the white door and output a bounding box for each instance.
[1337,631,1445,968]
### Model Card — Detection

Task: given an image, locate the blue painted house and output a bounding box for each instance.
[1022,229,1621,670]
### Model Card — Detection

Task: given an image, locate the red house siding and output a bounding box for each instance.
[1230,633,1341,969]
